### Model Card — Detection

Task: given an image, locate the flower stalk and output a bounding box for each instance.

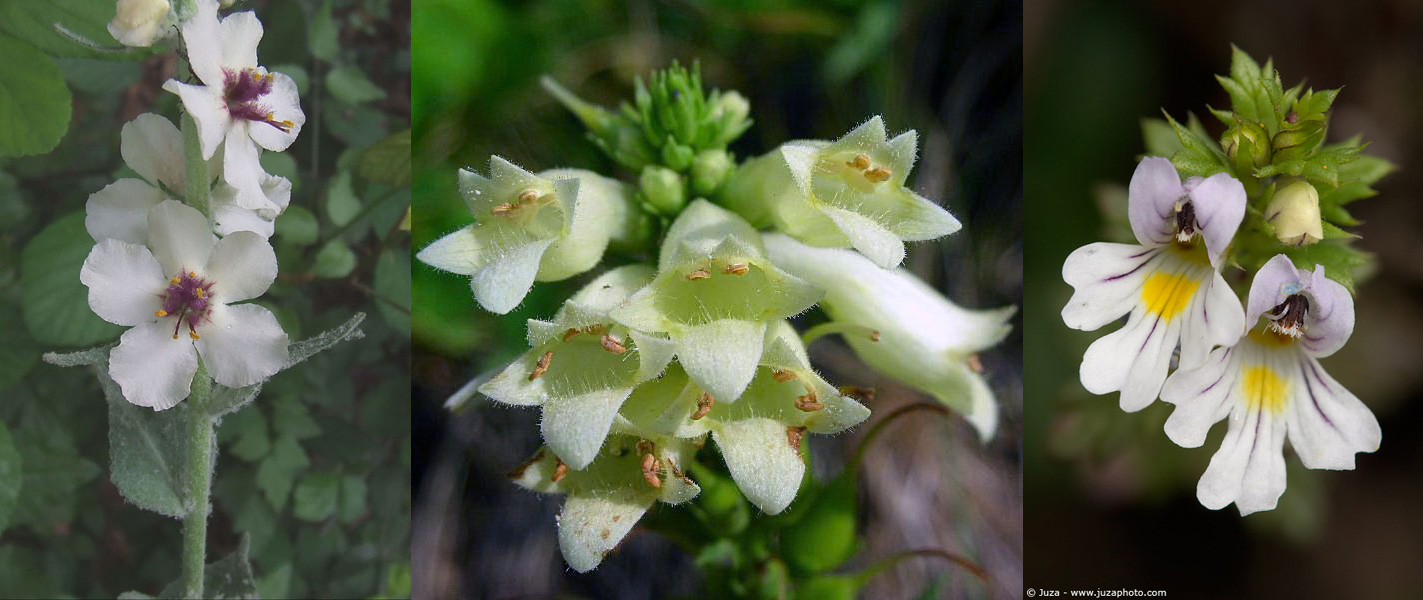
[180,363,213,599]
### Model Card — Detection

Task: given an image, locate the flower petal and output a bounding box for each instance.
[1285,354,1381,470]
[889,190,961,241]
[557,488,652,573]
[1126,156,1183,247]
[81,239,167,326]
[1061,243,1159,331]
[1162,346,1238,448]
[821,205,906,269]
[1245,254,1299,323]
[204,231,276,302]
[179,0,224,86]
[223,127,271,210]
[110,320,199,410]
[417,225,485,276]
[161,81,228,159]
[712,418,804,515]
[148,200,216,276]
[1186,173,1246,267]
[659,199,763,272]
[672,319,766,403]
[476,352,547,407]
[1178,271,1245,371]
[247,72,304,151]
[1299,265,1354,358]
[211,190,276,238]
[471,239,554,314]
[121,114,185,191]
[541,386,635,470]
[1079,308,1179,412]
[86,179,166,244]
[195,303,288,388]
[1196,401,1288,516]
[217,10,262,73]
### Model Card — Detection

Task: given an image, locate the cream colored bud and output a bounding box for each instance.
[109,0,173,47]
[1265,179,1324,247]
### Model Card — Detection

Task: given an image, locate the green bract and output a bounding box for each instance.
[609,200,822,402]
[721,116,960,268]
[416,157,636,313]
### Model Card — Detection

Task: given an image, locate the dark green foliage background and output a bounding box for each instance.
[0,1,411,597]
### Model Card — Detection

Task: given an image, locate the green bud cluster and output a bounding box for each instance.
[1146,45,1392,290]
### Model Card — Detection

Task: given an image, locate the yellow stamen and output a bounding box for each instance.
[155,310,168,317]
[691,393,714,420]
[864,167,893,183]
[600,335,627,355]
[517,189,540,205]
[722,263,749,276]
[786,426,807,451]
[551,459,569,483]
[686,269,711,281]
[794,392,823,412]
[771,370,797,383]
[847,154,871,170]
[188,271,196,278]
[196,288,205,298]
[170,277,181,285]
[1241,365,1287,415]
[528,351,553,381]
[641,453,662,489]
[1140,272,1200,322]
[189,330,200,341]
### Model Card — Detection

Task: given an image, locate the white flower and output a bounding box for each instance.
[417,158,634,314]
[81,200,289,410]
[109,0,174,47]
[1061,157,1247,411]
[87,113,287,242]
[1161,255,1380,515]
[161,0,304,211]
[721,116,960,268]
[608,200,821,403]
[764,234,1013,439]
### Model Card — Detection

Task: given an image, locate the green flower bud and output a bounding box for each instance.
[541,76,657,170]
[639,165,687,215]
[691,149,736,196]
[1221,116,1271,174]
[660,142,696,172]
[780,472,859,575]
[1272,119,1326,163]
[1263,178,1324,246]
[708,90,752,147]
[721,116,960,268]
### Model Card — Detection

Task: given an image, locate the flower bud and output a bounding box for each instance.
[1221,117,1271,174]
[1271,119,1326,163]
[1264,178,1324,246]
[708,90,752,146]
[108,0,174,47]
[691,149,735,196]
[638,165,686,215]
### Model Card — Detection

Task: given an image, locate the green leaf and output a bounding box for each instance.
[260,151,301,193]
[293,469,340,522]
[312,239,357,278]
[22,212,124,346]
[11,405,100,528]
[359,129,411,186]
[0,1,119,59]
[308,0,338,62]
[1163,112,1226,178]
[1320,221,1357,240]
[257,434,309,511]
[0,308,39,392]
[325,65,387,104]
[276,204,320,246]
[226,407,271,463]
[0,420,22,534]
[338,475,366,523]
[255,562,293,600]
[272,395,321,440]
[206,313,367,418]
[104,364,203,519]
[1140,118,1182,158]
[326,170,362,226]
[374,247,410,336]
[0,35,73,157]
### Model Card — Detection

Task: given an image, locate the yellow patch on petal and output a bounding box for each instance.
[1248,328,1298,348]
[1140,272,1200,321]
[1241,365,1287,415]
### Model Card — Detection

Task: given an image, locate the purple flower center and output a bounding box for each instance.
[223,68,293,132]
[156,270,215,340]
[1267,293,1309,338]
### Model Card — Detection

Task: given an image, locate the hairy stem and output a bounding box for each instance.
[800,321,881,348]
[180,364,214,598]
[181,112,210,218]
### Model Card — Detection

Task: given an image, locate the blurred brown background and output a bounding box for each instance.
[1025,0,1423,597]
[411,0,1022,597]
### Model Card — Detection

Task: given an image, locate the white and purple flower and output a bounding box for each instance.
[1161,255,1380,515]
[1062,157,1247,411]
[81,200,289,410]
